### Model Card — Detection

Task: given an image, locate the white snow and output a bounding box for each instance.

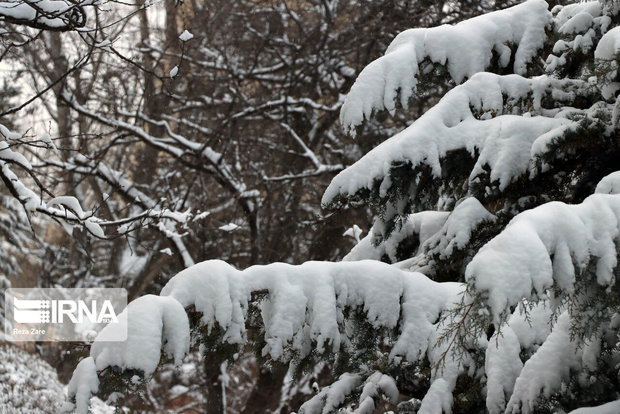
[0,0,82,29]
[506,312,582,413]
[161,260,462,361]
[68,259,464,412]
[339,0,551,134]
[568,400,620,414]
[484,302,553,413]
[170,66,179,78]
[68,214,620,414]
[553,1,601,28]
[506,302,553,350]
[0,344,64,412]
[467,194,620,326]
[66,357,99,414]
[558,12,594,35]
[424,197,495,259]
[344,211,448,262]
[593,20,620,99]
[179,30,194,41]
[65,296,190,410]
[595,26,620,61]
[90,295,189,377]
[0,123,21,141]
[342,224,363,243]
[325,73,579,206]
[0,159,42,211]
[416,296,470,414]
[84,218,105,238]
[544,1,604,75]
[40,133,59,154]
[45,197,106,237]
[219,222,240,232]
[485,325,522,414]
[355,372,398,413]
[47,196,87,217]
[298,373,362,414]
[595,171,620,194]
[418,378,455,414]
[0,141,32,169]
[88,397,115,414]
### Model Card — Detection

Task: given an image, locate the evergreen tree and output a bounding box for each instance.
[65,1,620,413]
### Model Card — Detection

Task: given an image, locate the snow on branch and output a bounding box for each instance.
[484,302,552,413]
[596,26,620,62]
[505,311,582,413]
[66,260,463,413]
[324,73,586,207]
[64,296,189,413]
[64,357,99,414]
[485,305,611,414]
[429,193,620,412]
[298,371,397,414]
[595,171,620,194]
[594,23,620,98]
[161,260,462,361]
[0,125,109,238]
[344,211,449,263]
[45,154,196,266]
[568,400,620,414]
[90,295,190,377]
[298,373,362,414]
[2,123,194,244]
[0,0,88,31]
[340,0,551,134]
[422,197,496,261]
[466,193,620,327]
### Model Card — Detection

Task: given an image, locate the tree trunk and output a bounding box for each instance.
[241,365,288,414]
[203,355,225,414]
[132,1,164,185]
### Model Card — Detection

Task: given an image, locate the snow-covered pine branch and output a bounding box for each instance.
[70,191,620,413]
[65,260,463,413]
[467,193,620,328]
[325,1,620,277]
[462,191,620,412]
[329,0,620,412]
[324,72,594,214]
[339,0,551,135]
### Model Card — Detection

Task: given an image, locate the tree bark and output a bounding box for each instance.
[203,355,225,414]
[241,365,288,414]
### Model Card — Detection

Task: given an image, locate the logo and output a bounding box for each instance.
[13,297,118,324]
[4,288,127,342]
[13,298,50,324]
